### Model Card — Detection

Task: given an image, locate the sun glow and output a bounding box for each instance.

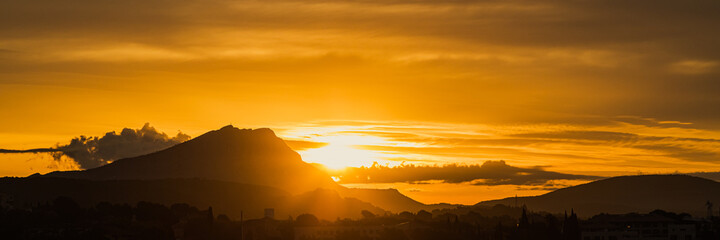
[296,134,387,170]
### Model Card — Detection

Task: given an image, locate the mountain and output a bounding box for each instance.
[35,125,434,216]
[45,126,338,194]
[477,175,720,217]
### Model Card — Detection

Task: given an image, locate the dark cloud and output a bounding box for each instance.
[634,144,720,163]
[331,160,600,186]
[392,136,563,147]
[512,130,720,145]
[508,130,720,163]
[5,0,717,50]
[1,123,190,169]
[513,131,644,142]
[0,148,56,153]
[358,144,602,161]
[611,116,696,129]
[2,0,720,127]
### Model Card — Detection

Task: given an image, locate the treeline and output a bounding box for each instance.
[0,197,576,240]
[308,206,578,240]
[0,196,237,240]
[0,196,582,240]
[7,196,715,240]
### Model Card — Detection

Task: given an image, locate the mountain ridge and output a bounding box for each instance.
[476,174,720,217]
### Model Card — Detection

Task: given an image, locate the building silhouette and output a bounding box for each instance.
[580,211,700,240]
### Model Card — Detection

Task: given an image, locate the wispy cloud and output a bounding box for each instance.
[669,60,719,75]
[285,140,329,151]
[281,119,720,176]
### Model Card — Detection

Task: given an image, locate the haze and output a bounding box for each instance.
[2,0,720,204]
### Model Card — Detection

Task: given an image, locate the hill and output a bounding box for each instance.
[338,188,455,213]
[477,175,720,217]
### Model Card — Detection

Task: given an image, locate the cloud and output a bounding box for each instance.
[611,116,695,129]
[669,60,719,75]
[2,0,720,128]
[0,148,56,153]
[2,0,720,178]
[634,144,720,163]
[513,131,644,142]
[330,160,600,186]
[357,144,603,162]
[285,139,329,151]
[1,123,190,169]
[285,120,720,176]
[510,130,720,163]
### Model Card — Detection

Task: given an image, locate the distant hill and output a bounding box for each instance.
[284,188,387,220]
[33,126,436,215]
[689,172,720,182]
[477,175,720,217]
[338,188,455,213]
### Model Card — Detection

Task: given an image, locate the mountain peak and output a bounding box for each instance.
[252,127,277,136]
[211,125,278,139]
[218,124,236,131]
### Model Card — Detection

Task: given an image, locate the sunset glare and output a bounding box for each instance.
[297,134,387,170]
[2,0,720,208]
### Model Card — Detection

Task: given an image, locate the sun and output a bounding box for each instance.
[297,134,385,170]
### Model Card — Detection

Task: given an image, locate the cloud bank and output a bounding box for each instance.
[1,123,190,169]
[2,0,720,130]
[331,160,600,187]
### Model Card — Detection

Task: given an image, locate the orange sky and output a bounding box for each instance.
[2,0,720,204]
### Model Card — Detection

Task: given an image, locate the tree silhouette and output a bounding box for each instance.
[295,213,320,226]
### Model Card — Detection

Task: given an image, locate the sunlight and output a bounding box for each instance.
[297,134,386,170]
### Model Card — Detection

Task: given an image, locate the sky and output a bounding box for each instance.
[1,0,720,204]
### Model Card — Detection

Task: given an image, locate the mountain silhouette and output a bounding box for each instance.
[338,188,455,213]
[32,125,433,216]
[45,126,338,194]
[477,174,720,217]
[283,188,387,220]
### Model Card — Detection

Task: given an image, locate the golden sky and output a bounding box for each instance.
[2,0,720,204]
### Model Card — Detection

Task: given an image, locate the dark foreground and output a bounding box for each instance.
[2,196,720,240]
